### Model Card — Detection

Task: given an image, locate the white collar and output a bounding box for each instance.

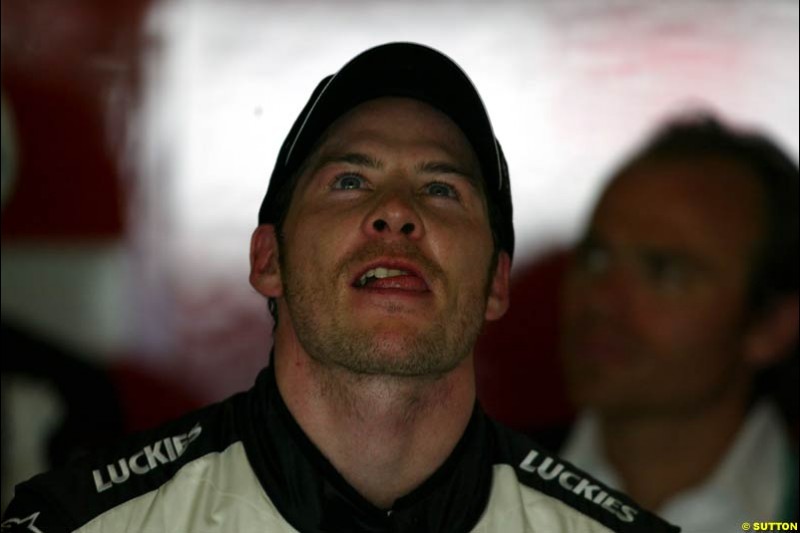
[561,401,793,533]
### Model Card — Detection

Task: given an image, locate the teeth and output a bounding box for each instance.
[357,268,409,287]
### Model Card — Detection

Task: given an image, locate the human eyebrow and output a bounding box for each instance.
[315,152,384,171]
[415,161,482,190]
[574,232,608,254]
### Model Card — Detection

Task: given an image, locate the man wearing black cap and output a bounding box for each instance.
[2,43,679,533]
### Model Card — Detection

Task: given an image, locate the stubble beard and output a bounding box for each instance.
[280,242,493,378]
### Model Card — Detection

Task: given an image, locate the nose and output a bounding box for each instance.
[362,190,424,241]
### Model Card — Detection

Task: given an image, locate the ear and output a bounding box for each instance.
[249,224,283,298]
[485,251,511,322]
[743,294,799,368]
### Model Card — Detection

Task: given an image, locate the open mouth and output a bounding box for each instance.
[351,264,430,292]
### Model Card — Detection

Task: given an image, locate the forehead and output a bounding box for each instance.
[305,97,481,176]
[593,155,764,264]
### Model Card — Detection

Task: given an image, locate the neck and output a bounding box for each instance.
[273,328,476,509]
[597,392,750,512]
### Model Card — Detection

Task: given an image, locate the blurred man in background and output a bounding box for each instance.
[560,114,799,532]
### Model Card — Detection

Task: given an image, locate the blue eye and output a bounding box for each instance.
[578,245,611,275]
[332,174,366,190]
[425,182,458,198]
[573,238,611,276]
[643,255,689,289]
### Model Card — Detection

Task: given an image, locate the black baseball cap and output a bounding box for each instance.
[258,42,514,259]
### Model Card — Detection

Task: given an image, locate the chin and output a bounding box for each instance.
[334,335,467,378]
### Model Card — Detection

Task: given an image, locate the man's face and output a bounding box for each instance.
[561,155,765,418]
[274,97,506,377]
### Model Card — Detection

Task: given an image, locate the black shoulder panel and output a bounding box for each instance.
[2,391,247,532]
[490,420,681,533]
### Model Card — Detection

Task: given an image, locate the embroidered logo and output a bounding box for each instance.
[92,424,202,492]
[1,512,45,533]
[520,450,638,523]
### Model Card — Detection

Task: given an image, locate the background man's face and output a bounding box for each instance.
[561,155,765,418]
[276,97,501,377]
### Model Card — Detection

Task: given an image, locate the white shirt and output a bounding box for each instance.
[561,401,796,533]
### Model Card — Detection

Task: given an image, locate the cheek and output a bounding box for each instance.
[283,207,352,263]
[634,303,746,395]
[434,225,494,284]
[639,296,743,352]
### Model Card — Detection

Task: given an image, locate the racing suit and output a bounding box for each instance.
[2,366,679,533]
